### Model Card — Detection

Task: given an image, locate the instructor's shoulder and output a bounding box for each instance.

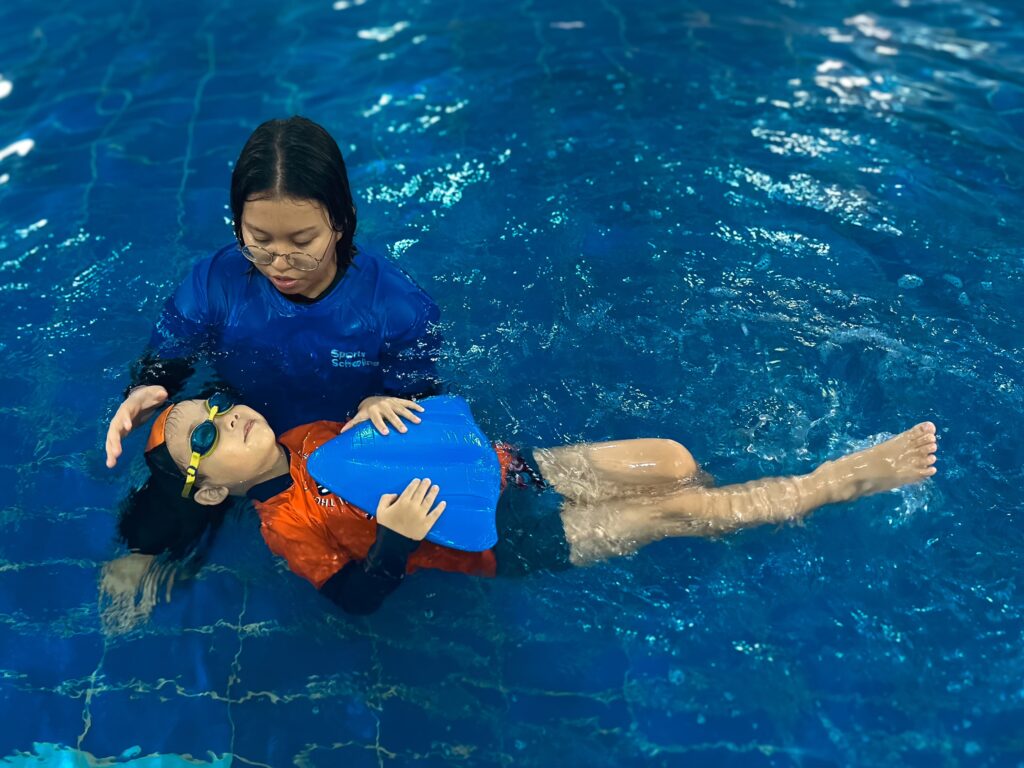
[204,242,250,277]
[357,242,438,338]
[181,242,248,284]
[359,241,436,305]
[185,242,253,303]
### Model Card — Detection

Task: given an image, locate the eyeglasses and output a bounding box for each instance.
[240,243,326,272]
[182,392,236,498]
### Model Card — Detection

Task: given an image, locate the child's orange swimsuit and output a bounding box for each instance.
[246,421,573,613]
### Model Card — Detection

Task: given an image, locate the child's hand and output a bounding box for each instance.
[105,385,169,468]
[375,478,446,541]
[340,396,424,436]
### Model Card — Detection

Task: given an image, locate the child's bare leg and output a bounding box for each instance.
[534,439,702,504]
[560,423,938,565]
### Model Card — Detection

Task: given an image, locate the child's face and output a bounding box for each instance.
[165,399,279,491]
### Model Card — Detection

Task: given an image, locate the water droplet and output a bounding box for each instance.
[897,274,923,289]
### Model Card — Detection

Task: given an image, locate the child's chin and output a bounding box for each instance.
[252,422,277,449]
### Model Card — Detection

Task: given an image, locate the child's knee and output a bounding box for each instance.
[658,439,698,479]
[560,503,645,565]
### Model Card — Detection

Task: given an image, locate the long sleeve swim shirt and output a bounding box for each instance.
[131,242,443,431]
[248,421,498,613]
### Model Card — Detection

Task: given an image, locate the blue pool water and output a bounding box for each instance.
[0,0,1022,765]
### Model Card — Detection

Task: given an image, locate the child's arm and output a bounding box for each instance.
[320,479,446,614]
[318,526,421,615]
[262,479,446,615]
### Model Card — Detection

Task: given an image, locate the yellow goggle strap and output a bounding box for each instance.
[181,454,202,498]
[180,404,222,498]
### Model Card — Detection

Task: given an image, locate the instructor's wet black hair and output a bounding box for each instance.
[230,116,358,270]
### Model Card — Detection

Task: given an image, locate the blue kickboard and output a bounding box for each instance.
[306,396,500,552]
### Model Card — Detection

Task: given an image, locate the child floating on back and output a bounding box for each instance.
[128,393,938,615]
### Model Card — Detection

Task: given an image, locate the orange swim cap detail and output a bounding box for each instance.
[146,406,173,453]
[494,442,515,491]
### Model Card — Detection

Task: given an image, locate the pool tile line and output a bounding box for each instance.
[175,28,219,244]
[78,0,143,234]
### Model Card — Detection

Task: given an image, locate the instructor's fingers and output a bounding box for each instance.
[396,407,422,425]
[371,412,390,435]
[116,400,139,424]
[105,419,125,467]
[105,439,121,468]
[339,413,367,433]
[429,500,447,517]
[143,388,169,408]
[383,410,408,433]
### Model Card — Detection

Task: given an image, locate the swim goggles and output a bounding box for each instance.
[182,392,236,498]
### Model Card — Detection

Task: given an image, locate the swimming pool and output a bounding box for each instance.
[0,0,1021,764]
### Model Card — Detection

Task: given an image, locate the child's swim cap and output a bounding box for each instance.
[142,405,191,494]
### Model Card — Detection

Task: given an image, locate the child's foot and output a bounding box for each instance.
[820,422,938,503]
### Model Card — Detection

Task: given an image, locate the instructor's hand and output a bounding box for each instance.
[375,478,446,541]
[105,385,169,468]
[341,396,424,436]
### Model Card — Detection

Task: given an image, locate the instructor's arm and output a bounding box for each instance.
[106,255,221,467]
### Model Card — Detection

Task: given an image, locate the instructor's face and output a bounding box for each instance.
[241,197,339,299]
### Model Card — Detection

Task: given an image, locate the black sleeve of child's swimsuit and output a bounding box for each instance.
[123,350,195,400]
[319,526,421,615]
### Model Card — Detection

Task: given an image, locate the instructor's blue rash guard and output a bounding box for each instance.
[128,242,443,431]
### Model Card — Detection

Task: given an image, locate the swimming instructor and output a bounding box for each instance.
[105,116,440,469]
